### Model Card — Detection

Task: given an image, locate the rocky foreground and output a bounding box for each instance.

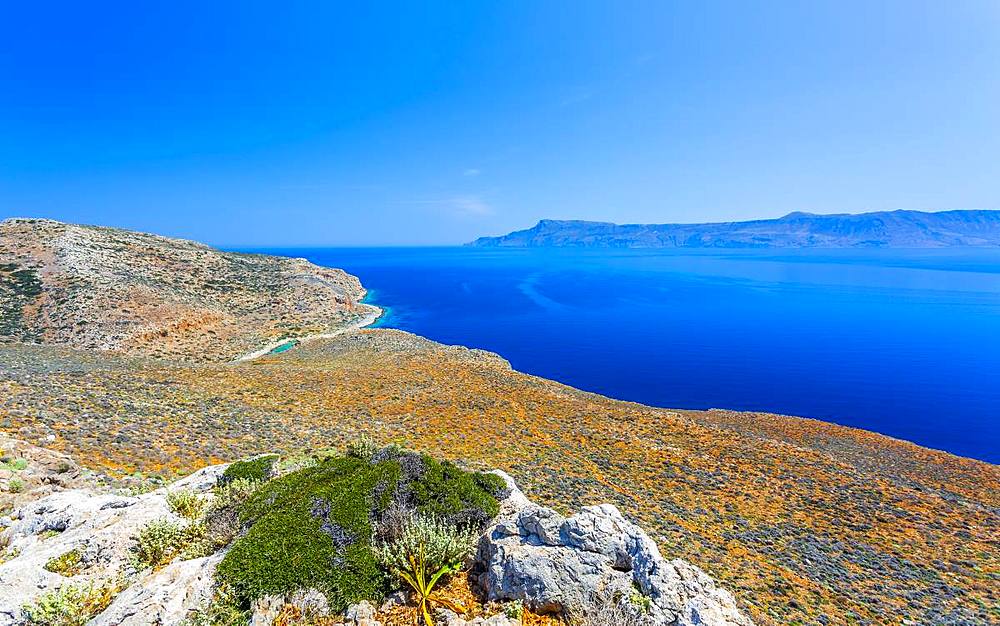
[0,438,752,626]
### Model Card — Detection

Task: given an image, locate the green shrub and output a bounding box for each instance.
[44,549,83,577]
[8,477,24,493]
[166,489,207,521]
[407,456,501,528]
[131,519,203,570]
[216,449,499,612]
[22,579,122,626]
[219,455,278,485]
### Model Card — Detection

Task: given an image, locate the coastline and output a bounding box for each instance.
[232,303,382,362]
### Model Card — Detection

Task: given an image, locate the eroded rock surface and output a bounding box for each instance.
[0,464,224,626]
[477,471,753,626]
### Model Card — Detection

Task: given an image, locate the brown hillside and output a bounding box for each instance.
[0,218,375,361]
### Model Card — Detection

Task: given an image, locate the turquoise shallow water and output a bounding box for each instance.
[246,246,1000,464]
[268,340,298,355]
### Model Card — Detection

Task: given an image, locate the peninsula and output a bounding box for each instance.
[470,209,1000,248]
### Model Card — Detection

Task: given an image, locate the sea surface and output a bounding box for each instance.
[251,247,1000,464]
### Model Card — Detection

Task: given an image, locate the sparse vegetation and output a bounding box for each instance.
[21,579,122,626]
[44,549,83,577]
[166,489,207,520]
[0,457,28,471]
[201,478,261,550]
[181,583,248,626]
[130,519,204,570]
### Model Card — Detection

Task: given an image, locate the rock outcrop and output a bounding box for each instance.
[0,464,225,625]
[477,471,753,626]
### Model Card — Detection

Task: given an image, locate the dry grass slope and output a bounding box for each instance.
[1,332,997,626]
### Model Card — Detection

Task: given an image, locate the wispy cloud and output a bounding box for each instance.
[463,168,481,177]
[451,195,493,216]
[401,194,495,218]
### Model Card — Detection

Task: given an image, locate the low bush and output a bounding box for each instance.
[219,455,278,486]
[374,513,476,576]
[22,579,122,626]
[216,448,500,613]
[166,489,207,521]
[131,519,204,570]
[345,436,377,462]
[201,478,261,550]
[1,458,28,471]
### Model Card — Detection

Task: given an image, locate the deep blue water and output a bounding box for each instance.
[252,247,1000,464]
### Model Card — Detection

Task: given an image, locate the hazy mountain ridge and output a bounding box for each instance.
[470,209,1000,248]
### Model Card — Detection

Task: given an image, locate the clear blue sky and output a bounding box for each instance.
[2,1,999,246]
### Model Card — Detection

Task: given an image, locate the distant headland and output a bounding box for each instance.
[469,209,1000,248]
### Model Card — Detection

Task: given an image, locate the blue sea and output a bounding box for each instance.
[254,247,1000,464]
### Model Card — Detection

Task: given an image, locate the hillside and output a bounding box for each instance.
[470,210,1000,248]
[0,221,998,625]
[0,218,377,361]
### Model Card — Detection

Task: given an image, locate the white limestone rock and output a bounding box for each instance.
[476,471,753,626]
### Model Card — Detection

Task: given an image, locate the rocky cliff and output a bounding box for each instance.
[0,218,376,361]
[470,210,1000,248]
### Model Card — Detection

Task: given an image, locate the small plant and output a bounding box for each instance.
[8,477,25,493]
[167,489,207,521]
[571,589,647,626]
[131,519,203,570]
[39,529,61,540]
[503,600,525,620]
[22,579,122,626]
[346,435,378,462]
[629,587,653,614]
[44,549,83,577]
[1,458,28,471]
[374,514,477,626]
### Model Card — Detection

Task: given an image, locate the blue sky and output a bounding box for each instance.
[2,1,999,245]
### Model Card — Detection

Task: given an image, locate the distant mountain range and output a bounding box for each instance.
[469,210,1000,248]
